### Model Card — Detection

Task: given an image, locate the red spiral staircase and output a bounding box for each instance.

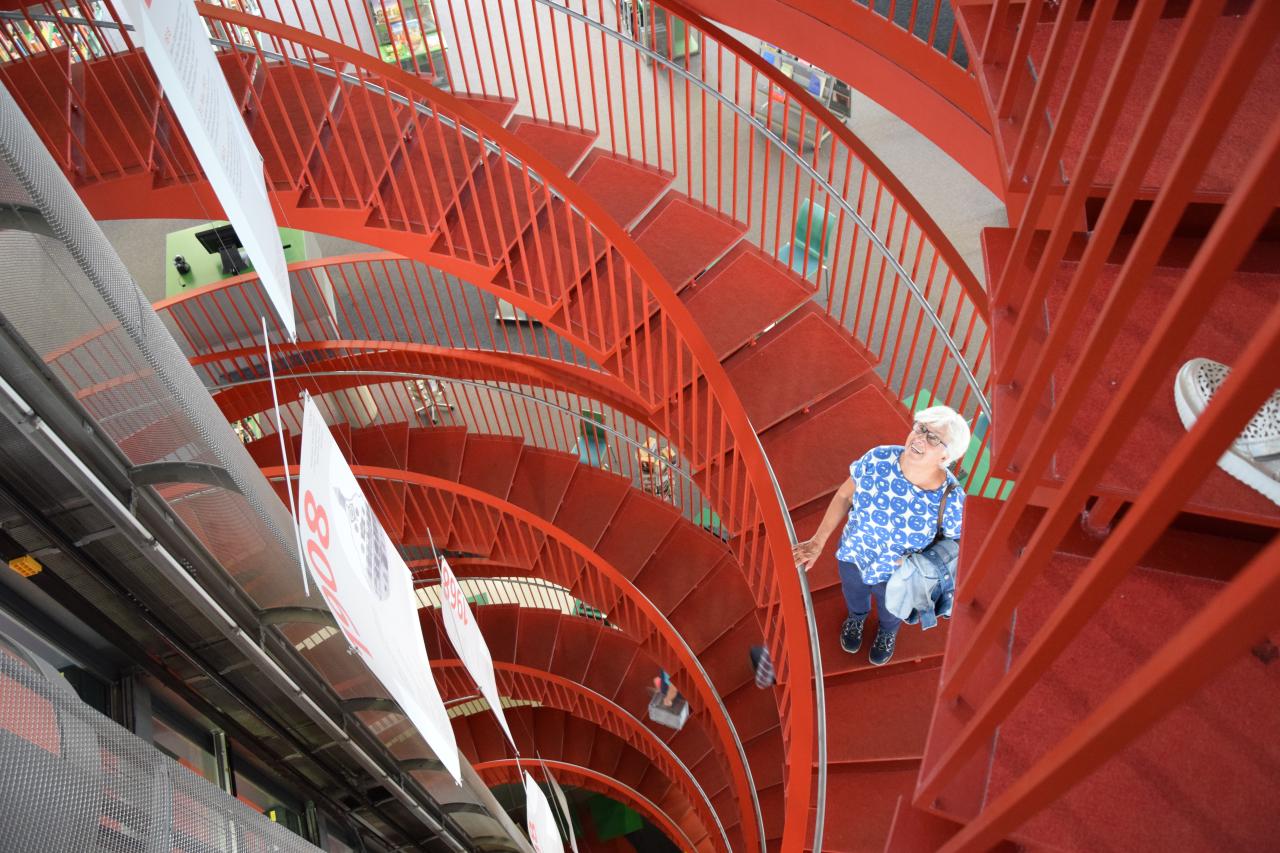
[5,0,1279,851]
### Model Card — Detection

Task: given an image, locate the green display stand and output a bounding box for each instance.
[164,221,309,298]
[586,794,643,841]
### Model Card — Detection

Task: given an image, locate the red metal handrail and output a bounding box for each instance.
[431,659,730,849]
[914,0,1280,843]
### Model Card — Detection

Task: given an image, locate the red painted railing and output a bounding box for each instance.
[432,660,730,849]
[916,1,1280,848]
[1,7,818,847]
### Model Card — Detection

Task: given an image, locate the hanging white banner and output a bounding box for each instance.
[438,556,515,749]
[539,759,579,853]
[120,0,296,341]
[524,771,566,853]
[297,399,460,782]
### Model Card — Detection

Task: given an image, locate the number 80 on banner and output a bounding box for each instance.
[303,488,372,658]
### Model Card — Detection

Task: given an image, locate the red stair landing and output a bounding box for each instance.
[986,228,1280,528]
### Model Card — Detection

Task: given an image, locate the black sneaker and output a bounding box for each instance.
[840,615,866,654]
[868,627,897,666]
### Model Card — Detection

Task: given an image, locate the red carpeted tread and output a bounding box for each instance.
[454,93,518,126]
[2,48,73,172]
[1025,14,1279,200]
[369,113,485,234]
[683,244,817,359]
[509,115,597,174]
[632,528,729,614]
[75,52,159,178]
[824,664,941,763]
[476,604,520,663]
[561,713,599,767]
[593,492,682,581]
[819,765,925,853]
[548,614,603,683]
[403,427,466,540]
[988,228,1280,527]
[305,86,412,207]
[723,304,875,433]
[552,194,746,353]
[551,466,633,549]
[697,615,767,698]
[505,447,578,520]
[581,629,641,703]
[763,383,912,511]
[351,424,409,538]
[985,553,1280,852]
[250,64,340,189]
[722,682,782,744]
[668,563,758,654]
[745,729,785,791]
[512,607,558,676]
[434,152,547,266]
[811,584,949,683]
[457,434,523,500]
[534,707,568,760]
[572,149,675,227]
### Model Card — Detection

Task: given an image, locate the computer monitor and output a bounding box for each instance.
[194,223,249,276]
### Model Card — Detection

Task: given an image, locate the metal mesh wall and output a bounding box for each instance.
[0,632,323,853]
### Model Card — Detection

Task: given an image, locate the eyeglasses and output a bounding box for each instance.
[912,422,944,448]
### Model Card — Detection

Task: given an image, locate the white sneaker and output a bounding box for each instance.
[1174,358,1280,506]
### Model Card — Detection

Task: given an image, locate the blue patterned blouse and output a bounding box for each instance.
[833,445,965,584]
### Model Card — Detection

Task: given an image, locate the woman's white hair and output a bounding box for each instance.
[914,405,971,467]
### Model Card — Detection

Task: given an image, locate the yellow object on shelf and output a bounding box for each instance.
[8,555,42,577]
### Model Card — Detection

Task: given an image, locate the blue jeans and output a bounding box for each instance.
[838,560,902,636]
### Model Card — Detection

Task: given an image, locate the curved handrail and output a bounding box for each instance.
[531,0,991,424]
[431,659,732,851]
[9,6,817,847]
[269,461,757,852]
[475,759,696,852]
[229,369,719,529]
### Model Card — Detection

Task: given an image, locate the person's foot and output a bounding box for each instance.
[868,626,897,666]
[1174,359,1280,505]
[840,615,865,654]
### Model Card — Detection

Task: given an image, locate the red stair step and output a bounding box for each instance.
[457,434,523,499]
[551,194,746,353]
[667,562,757,654]
[572,149,675,228]
[587,727,627,779]
[612,746,653,793]
[74,52,159,179]
[351,424,409,539]
[632,528,728,614]
[824,665,941,764]
[504,446,578,520]
[369,113,486,234]
[304,85,412,207]
[696,615,766,699]
[510,115,597,173]
[534,707,568,762]
[819,765,925,853]
[454,93,518,126]
[722,681,781,745]
[475,604,520,664]
[592,492,682,581]
[404,427,467,543]
[548,614,603,683]
[1026,13,1280,201]
[683,244,817,360]
[514,608,560,672]
[811,584,949,684]
[249,63,340,189]
[744,728,785,791]
[987,228,1280,528]
[763,383,911,511]
[561,713,599,767]
[982,546,1279,852]
[580,629,640,703]
[2,48,74,171]
[551,466,633,549]
[722,304,874,434]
